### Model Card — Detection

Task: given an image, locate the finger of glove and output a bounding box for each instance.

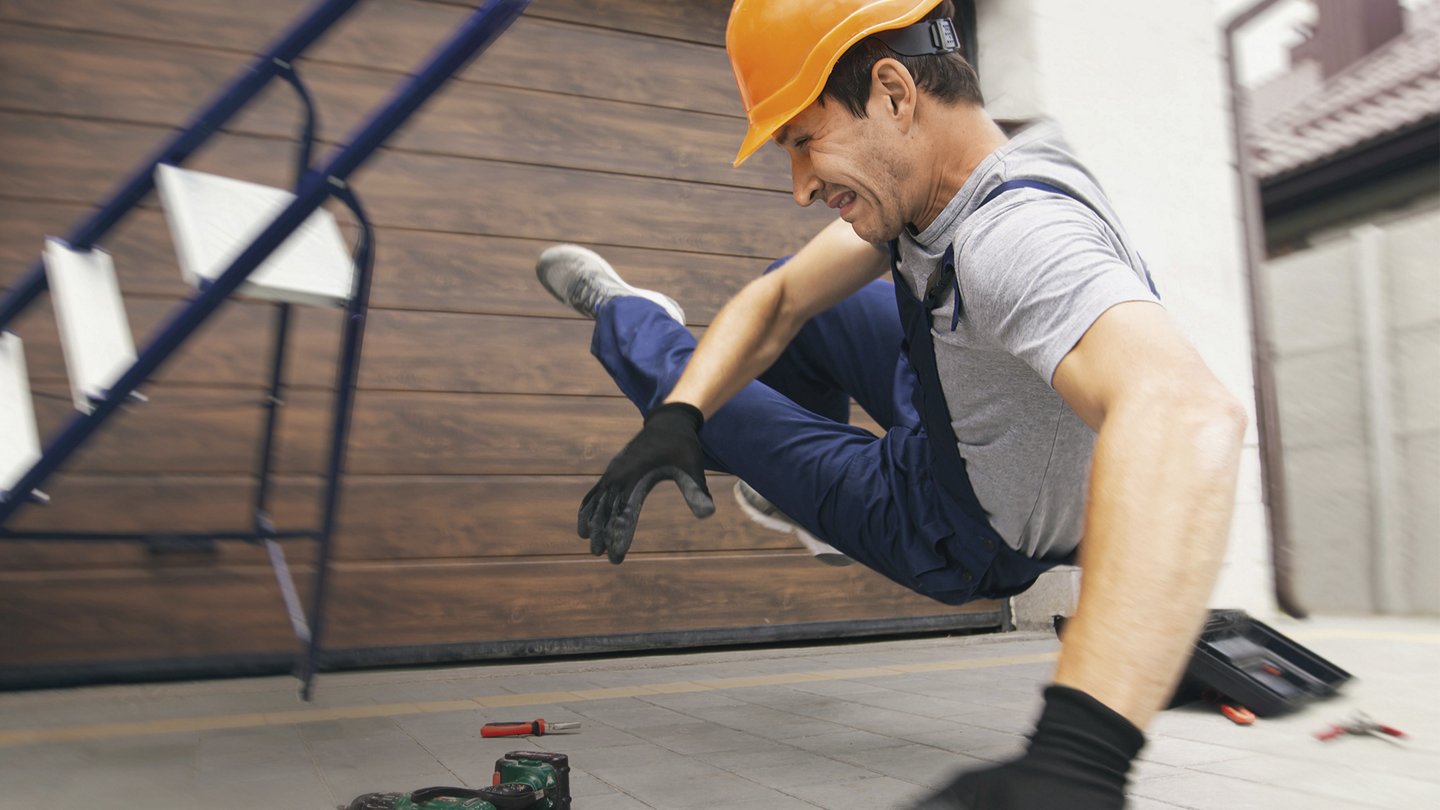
[672,470,715,518]
[603,497,639,565]
[577,481,604,540]
[586,488,621,558]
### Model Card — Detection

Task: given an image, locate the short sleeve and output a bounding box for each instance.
[954,194,1159,384]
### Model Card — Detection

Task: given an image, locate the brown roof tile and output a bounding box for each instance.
[1247,4,1440,179]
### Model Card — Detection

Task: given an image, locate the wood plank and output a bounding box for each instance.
[28,384,271,474]
[0,0,305,53]
[0,112,830,258]
[0,566,304,665]
[0,0,743,115]
[0,474,317,570]
[0,23,790,189]
[1,202,770,323]
[0,555,999,666]
[515,0,730,46]
[362,230,764,323]
[10,293,341,388]
[0,472,793,568]
[0,202,187,296]
[22,387,643,476]
[352,309,619,395]
[354,148,824,257]
[276,390,642,475]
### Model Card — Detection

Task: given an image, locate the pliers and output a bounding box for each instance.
[1315,711,1407,744]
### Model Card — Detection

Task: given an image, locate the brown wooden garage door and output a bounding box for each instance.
[0,0,1002,687]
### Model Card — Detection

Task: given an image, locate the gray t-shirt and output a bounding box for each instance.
[893,120,1159,558]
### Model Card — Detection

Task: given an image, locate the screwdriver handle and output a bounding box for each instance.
[482,719,545,738]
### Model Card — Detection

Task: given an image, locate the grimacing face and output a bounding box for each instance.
[773,96,914,243]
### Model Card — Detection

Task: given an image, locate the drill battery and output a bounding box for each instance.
[492,751,571,810]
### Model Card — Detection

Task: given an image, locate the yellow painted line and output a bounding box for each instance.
[640,681,711,695]
[890,653,1058,673]
[0,650,1058,748]
[474,691,583,708]
[569,686,660,700]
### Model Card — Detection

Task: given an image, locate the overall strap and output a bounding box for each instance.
[978,178,1160,298]
[981,178,1070,207]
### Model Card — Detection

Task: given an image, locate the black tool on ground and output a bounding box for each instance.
[343,751,570,810]
[1316,711,1407,744]
[343,784,538,810]
[1054,609,1351,717]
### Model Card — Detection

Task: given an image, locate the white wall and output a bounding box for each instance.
[980,0,1276,618]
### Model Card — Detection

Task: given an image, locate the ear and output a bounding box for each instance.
[869,58,917,132]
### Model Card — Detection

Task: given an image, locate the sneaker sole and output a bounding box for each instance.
[536,244,685,324]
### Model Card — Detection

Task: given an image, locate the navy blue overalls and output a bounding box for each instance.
[588,179,1139,606]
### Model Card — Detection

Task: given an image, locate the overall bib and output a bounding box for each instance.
[888,178,1147,599]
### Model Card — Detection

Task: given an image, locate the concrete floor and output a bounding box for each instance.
[0,615,1437,809]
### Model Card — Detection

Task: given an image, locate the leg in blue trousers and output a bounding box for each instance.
[591,284,978,604]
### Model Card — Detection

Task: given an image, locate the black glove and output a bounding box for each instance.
[579,402,715,564]
[910,685,1145,810]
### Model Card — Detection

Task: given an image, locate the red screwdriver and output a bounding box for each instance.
[481,719,581,738]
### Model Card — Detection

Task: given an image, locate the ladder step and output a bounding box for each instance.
[0,332,41,494]
[43,239,138,414]
[155,164,355,308]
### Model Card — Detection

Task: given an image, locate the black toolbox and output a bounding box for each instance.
[1056,609,1352,716]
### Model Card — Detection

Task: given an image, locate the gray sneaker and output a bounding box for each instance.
[734,480,854,566]
[536,244,685,323]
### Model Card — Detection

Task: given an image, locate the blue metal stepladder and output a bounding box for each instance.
[0,0,532,699]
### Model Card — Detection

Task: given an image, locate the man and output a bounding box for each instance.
[536,1,1247,806]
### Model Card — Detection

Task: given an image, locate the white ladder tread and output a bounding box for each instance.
[155,164,355,308]
[43,239,138,413]
[0,332,41,494]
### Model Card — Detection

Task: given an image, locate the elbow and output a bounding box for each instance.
[1204,388,1248,451]
[1170,384,1249,472]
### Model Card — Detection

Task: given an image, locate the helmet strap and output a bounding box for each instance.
[874,17,962,57]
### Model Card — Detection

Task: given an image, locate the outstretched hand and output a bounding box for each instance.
[579,402,714,563]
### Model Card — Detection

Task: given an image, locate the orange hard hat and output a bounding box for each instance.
[726,0,947,167]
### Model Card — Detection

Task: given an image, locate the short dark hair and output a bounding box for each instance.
[820,1,983,117]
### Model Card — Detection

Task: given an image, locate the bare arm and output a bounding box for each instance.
[666,217,888,417]
[1050,301,1248,729]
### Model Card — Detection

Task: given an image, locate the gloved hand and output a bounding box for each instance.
[909,685,1145,809]
[579,402,715,564]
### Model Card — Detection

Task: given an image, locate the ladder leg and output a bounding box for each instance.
[254,303,314,649]
[300,195,374,701]
[255,302,291,535]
